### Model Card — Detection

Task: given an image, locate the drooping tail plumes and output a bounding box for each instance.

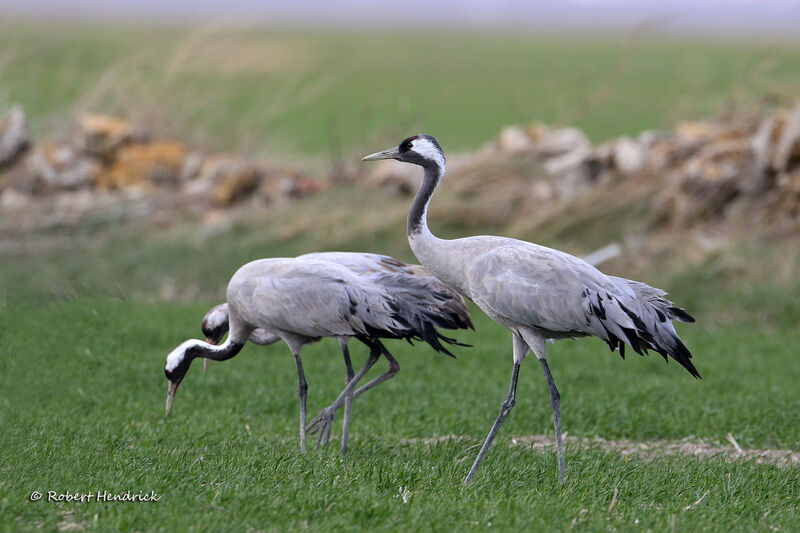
[370,270,474,330]
[341,280,469,357]
[583,278,700,378]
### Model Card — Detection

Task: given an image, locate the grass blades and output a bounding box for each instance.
[2,295,799,531]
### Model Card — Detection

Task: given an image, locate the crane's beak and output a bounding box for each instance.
[165,380,180,418]
[362,147,400,161]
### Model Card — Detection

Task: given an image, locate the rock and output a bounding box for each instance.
[97,141,186,189]
[194,153,254,183]
[0,159,40,194]
[497,126,534,153]
[593,137,646,176]
[0,106,30,168]
[260,168,321,203]
[751,115,778,172]
[530,180,556,203]
[773,104,800,172]
[275,177,299,199]
[547,150,596,200]
[0,188,32,210]
[198,155,261,206]
[212,170,258,206]
[28,141,99,190]
[611,137,646,175]
[78,113,147,158]
[529,125,592,158]
[675,121,718,142]
[638,129,669,147]
[53,188,98,215]
[180,151,205,181]
[283,174,321,199]
[543,145,592,177]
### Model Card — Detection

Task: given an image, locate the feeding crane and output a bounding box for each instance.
[164,256,467,453]
[200,252,472,452]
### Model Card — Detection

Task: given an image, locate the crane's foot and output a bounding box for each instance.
[308,406,336,449]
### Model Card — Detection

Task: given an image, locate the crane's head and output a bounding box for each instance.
[362,135,445,172]
[164,339,203,417]
[201,303,230,373]
[202,303,230,345]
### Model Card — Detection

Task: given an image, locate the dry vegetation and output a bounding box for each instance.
[7,100,800,278]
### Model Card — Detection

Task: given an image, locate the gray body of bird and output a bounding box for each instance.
[363,134,698,483]
[167,254,471,454]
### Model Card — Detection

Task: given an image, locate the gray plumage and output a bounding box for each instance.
[200,252,473,451]
[202,252,472,351]
[423,236,696,370]
[363,134,699,484]
[298,251,473,331]
[203,303,279,347]
[165,255,470,453]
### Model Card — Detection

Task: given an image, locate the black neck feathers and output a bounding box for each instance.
[191,340,245,362]
[407,165,442,236]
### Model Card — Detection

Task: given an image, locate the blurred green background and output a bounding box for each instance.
[3,22,799,159]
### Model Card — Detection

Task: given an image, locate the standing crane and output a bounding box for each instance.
[363,135,700,483]
[199,252,472,452]
[164,257,467,453]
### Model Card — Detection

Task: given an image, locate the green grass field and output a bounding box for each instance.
[2,21,800,532]
[2,291,799,531]
[2,199,800,530]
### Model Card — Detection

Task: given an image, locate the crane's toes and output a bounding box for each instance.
[315,421,331,449]
[306,407,335,434]
[307,416,326,436]
[308,407,336,445]
[306,415,323,434]
[321,421,334,447]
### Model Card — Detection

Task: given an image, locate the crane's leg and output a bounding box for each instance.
[350,349,400,401]
[540,357,565,482]
[464,362,519,484]
[465,334,528,484]
[316,343,400,451]
[292,350,309,453]
[318,343,381,448]
[340,339,355,455]
[323,345,400,448]
[308,342,382,447]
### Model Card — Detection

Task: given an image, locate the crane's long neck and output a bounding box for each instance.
[193,313,251,362]
[192,337,245,362]
[407,163,469,293]
[407,164,443,238]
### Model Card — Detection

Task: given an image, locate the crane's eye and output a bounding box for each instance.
[399,136,417,153]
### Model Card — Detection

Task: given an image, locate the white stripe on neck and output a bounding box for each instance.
[410,138,446,171]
